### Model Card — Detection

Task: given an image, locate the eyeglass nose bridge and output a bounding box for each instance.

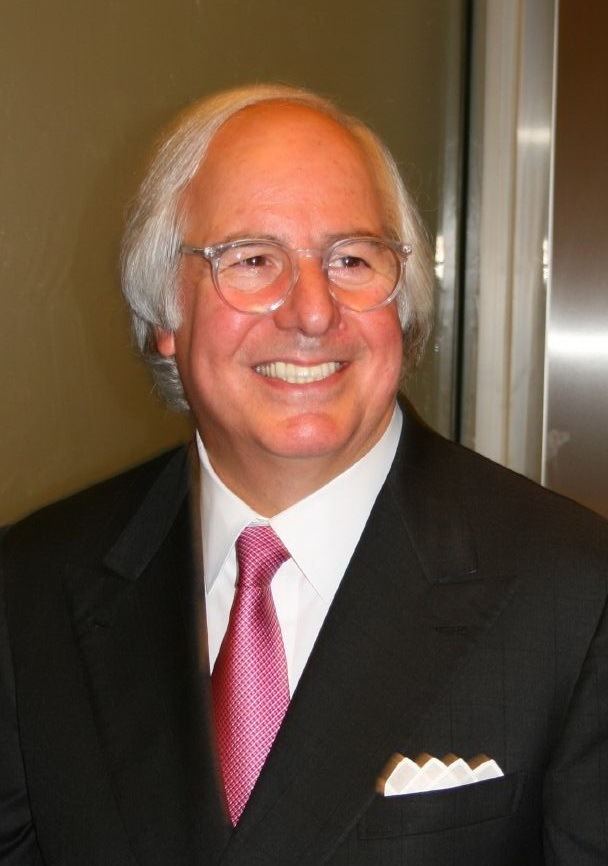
[283,246,331,277]
[280,246,341,309]
[292,247,323,259]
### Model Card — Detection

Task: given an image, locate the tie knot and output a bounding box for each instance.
[236,524,290,589]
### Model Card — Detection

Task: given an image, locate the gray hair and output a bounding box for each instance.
[121,83,434,410]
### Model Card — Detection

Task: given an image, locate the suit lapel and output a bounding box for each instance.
[220,413,519,865]
[70,448,231,866]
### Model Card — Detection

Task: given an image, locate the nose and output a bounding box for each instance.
[272,256,341,336]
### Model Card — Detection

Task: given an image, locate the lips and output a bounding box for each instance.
[254,360,343,384]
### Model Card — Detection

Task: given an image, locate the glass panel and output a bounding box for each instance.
[459,0,555,482]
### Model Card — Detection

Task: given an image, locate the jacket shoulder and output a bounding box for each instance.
[399,416,608,570]
[1,446,189,569]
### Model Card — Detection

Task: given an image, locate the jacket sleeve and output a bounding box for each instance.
[543,595,608,864]
[0,535,45,866]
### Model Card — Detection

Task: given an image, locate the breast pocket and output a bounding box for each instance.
[359,773,524,839]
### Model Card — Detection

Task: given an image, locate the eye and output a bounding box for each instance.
[332,255,370,270]
[216,243,287,293]
[328,249,375,286]
[234,254,272,269]
[327,240,400,289]
[218,244,283,274]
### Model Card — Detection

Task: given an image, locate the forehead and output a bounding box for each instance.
[182,102,386,241]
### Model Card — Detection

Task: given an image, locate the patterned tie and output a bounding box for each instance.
[212,524,291,825]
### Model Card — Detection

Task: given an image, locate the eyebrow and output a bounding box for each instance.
[211,229,386,246]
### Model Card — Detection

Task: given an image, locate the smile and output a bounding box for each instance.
[254,360,343,384]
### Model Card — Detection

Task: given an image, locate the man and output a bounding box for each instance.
[1,84,607,865]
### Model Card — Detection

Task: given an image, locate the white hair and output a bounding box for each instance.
[121,83,434,410]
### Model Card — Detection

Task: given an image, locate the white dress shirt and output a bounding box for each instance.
[198,404,402,696]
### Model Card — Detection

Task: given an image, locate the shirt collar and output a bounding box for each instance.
[197,404,402,599]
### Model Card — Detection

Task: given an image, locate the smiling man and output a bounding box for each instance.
[2,84,608,866]
[155,101,406,513]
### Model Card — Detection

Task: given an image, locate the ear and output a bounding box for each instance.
[154,327,176,357]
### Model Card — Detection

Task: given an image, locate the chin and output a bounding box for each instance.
[260,414,356,461]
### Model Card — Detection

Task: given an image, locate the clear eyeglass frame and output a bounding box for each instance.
[179,236,413,314]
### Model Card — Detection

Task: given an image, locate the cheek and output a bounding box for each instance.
[365,311,404,375]
[174,295,260,385]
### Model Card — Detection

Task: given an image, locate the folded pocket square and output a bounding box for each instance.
[378,752,504,796]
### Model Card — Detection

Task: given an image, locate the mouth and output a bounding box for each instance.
[254,360,344,384]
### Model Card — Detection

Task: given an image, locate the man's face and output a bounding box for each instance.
[157,103,404,508]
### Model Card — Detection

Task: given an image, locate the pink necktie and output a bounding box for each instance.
[212,524,290,825]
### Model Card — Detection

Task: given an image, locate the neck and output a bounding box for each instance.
[203,451,350,516]
[196,404,397,516]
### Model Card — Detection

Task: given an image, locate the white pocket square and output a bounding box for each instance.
[378,752,504,796]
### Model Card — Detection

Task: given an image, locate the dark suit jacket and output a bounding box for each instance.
[2,412,608,865]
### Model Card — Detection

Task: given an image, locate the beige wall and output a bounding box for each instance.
[0,0,462,524]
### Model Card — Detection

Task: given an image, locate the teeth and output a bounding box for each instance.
[255,361,342,383]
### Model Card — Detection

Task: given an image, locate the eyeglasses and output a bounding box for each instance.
[180,236,412,314]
